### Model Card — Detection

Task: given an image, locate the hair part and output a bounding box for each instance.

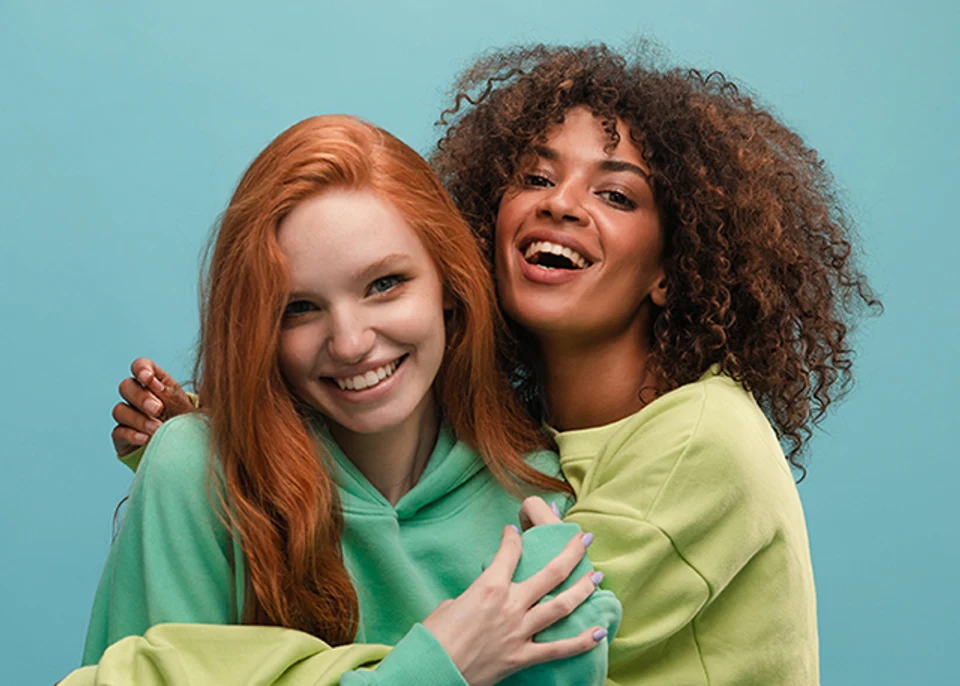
[431,43,882,474]
[195,115,567,644]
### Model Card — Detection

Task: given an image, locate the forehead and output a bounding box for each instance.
[538,106,646,169]
[277,189,429,278]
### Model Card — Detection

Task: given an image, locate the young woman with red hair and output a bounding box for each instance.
[69,114,619,686]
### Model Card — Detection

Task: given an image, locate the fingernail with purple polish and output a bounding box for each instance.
[509,524,520,533]
[582,532,594,547]
[591,571,604,586]
[593,628,608,642]
[551,502,561,518]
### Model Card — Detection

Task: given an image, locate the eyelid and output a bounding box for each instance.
[367,273,409,296]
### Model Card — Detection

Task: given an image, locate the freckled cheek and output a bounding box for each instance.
[276,329,318,389]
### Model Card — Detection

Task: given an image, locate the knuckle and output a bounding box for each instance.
[477,581,504,603]
[554,595,577,617]
[543,561,567,587]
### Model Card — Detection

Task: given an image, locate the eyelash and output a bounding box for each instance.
[283,300,316,318]
[598,190,637,210]
[367,274,409,296]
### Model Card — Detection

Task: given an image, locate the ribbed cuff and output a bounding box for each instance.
[341,623,467,686]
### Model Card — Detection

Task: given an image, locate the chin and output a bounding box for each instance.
[504,298,581,337]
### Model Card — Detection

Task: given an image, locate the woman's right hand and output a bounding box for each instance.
[421,525,605,686]
[111,358,195,457]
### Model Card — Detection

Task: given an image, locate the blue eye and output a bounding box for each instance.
[283,300,316,318]
[368,274,407,296]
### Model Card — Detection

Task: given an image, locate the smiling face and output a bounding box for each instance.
[276,188,447,437]
[495,106,667,345]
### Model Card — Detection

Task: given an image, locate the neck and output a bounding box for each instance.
[328,393,440,506]
[537,318,660,431]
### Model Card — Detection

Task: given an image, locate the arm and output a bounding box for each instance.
[560,382,807,684]
[83,414,239,664]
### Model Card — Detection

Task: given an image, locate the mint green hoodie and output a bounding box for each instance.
[73,414,620,685]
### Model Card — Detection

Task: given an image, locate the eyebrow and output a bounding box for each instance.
[533,145,651,181]
[353,253,413,282]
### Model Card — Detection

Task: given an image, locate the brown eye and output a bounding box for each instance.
[598,190,637,210]
[523,174,552,188]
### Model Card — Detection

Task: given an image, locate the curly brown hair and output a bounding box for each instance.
[430,42,881,472]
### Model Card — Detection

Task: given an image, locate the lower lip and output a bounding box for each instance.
[325,356,407,404]
[517,250,592,284]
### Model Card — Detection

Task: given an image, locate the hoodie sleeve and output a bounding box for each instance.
[495,522,622,686]
[83,415,240,666]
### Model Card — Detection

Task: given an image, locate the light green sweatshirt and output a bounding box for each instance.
[558,370,819,685]
[66,414,621,685]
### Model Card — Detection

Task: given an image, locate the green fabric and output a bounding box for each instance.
[556,370,819,685]
[74,413,620,685]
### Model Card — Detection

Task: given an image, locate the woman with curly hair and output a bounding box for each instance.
[427,43,879,684]
[96,43,877,685]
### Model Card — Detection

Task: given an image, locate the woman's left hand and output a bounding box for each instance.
[519,496,563,531]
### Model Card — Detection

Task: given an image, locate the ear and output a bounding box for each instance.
[443,289,456,312]
[650,273,668,308]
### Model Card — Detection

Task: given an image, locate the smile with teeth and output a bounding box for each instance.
[523,240,591,270]
[333,357,403,391]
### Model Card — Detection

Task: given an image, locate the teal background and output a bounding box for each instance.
[1,0,955,682]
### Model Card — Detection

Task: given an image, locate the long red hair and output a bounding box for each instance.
[195,115,568,644]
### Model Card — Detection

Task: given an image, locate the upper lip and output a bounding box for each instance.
[516,229,598,265]
[323,356,404,380]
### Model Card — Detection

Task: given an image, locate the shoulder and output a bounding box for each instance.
[592,375,792,510]
[132,413,216,497]
[610,374,783,468]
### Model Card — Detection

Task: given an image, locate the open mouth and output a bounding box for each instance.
[331,354,408,392]
[522,240,591,270]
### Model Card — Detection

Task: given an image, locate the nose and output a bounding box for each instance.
[536,181,587,225]
[326,307,376,364]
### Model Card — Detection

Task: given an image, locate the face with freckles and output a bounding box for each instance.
[276,189,447,438]
[495,106,667,345]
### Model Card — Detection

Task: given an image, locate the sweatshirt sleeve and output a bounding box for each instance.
[83,415,239,665]
[562,386,789,684]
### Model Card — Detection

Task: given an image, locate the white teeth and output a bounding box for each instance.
[523,240,589,269]
[334,359,400,391]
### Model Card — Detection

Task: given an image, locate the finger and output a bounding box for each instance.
[519,496,561,530]
[482,525,524,585]
[112,402,163,436]
[119,378,164,418]
[112,425,149,457]
[524,625,608,665]
[523,570,603,635]
[147,361,184,399]
[517,531,592,605]
[131,358,161,391]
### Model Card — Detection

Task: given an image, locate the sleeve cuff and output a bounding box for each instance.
[340,623,466,686]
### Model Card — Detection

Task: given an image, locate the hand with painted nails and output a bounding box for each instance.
[421,524,605,686]
[111,358,196,457]
[518,495,564,531]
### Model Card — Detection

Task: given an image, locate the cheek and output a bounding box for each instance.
[277,329,313,386]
